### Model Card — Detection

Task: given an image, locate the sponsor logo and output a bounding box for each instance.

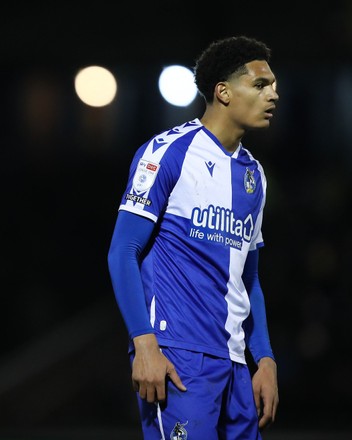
[188,205,254,249]
[146,163,158,171]
[205,160,215,176]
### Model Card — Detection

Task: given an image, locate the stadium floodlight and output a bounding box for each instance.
[158,65,197,107]
[74,65,117,107]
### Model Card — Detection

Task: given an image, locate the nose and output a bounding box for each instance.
[267,86,279,102]
[269,83,279,102]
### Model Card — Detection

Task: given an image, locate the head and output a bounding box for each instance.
[194,36,279,130]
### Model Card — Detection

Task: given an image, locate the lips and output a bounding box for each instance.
[266,105,275,113]
[264,106,275,118]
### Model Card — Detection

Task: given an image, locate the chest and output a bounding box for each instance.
[170,148,262,219]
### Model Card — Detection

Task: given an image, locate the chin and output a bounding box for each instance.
[247,121,270,131]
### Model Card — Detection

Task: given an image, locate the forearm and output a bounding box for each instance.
[108,210,155,339]
[242,249,275,364]
[244,289,274,363]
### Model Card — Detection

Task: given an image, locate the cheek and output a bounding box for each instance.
[233,98,257,117]
[246,95,259,108]
[234,92,257,109]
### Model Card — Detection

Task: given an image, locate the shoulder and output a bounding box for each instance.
[136,119,203,164]
[154,118,203,151]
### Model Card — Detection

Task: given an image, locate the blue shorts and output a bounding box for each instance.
[130,346,262,440]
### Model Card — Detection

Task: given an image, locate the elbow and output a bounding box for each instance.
[107,242,136,273]
[107,244,117,273]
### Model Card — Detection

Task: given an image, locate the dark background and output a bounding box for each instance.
[1,1,352,438]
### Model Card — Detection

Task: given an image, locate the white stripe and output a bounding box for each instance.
[224,248,250,363]
[150,295,156,328]
[157,402,166,440]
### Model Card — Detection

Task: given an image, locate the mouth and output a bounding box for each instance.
[264,106,276,119]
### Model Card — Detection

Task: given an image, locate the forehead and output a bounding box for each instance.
[243,60,275,81]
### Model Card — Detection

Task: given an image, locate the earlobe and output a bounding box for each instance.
[215,82,230,105]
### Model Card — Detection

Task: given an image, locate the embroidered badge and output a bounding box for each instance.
[170,421,188,440]
[132,159,160,193]
[244,167,256,194]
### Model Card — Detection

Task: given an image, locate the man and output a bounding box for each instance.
[108,35,279,439]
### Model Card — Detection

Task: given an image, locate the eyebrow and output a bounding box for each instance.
[253,76,276,84]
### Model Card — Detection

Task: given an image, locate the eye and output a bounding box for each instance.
[254,82,265,90]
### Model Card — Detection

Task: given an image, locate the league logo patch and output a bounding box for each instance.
[132,159,160,192]
[170,421,188,440]
[244,167,256,194]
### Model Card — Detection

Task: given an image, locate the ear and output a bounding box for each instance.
[215,82,230,105]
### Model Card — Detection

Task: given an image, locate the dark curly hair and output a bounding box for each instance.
[194,36,272,103]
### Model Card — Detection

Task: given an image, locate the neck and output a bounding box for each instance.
[200,108,244,154]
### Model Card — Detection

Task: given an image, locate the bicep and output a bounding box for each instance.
[108,210,155,259]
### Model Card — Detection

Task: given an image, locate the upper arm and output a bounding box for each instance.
[108,210,155,261]
[242,249,259,288]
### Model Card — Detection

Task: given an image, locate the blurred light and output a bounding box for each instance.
[74,66,117,107]
[158,65,197,107]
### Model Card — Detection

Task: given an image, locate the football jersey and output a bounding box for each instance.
[119,118,266,364]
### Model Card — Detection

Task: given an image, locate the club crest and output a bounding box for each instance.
[170,421,188,440]
[244,167,256,194]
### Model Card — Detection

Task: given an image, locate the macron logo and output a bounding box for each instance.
[205,160,215,176]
